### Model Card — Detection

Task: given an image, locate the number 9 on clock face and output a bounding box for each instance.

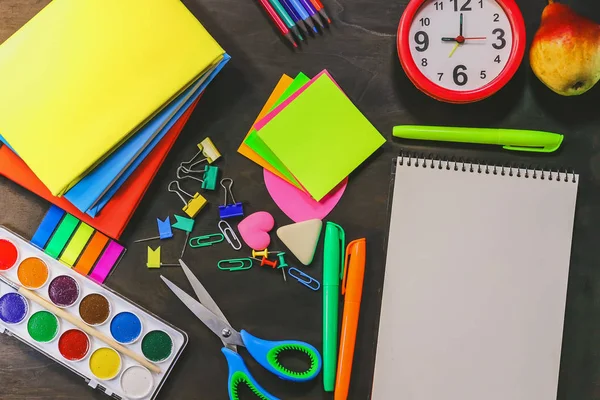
[397,0,526,104]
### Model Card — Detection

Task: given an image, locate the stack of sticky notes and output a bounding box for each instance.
[0,0,230,239]
[239,70,385,202]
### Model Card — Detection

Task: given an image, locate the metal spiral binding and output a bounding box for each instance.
[398,152,577,183]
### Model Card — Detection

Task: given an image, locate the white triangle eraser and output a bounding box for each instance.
[277,219,323,265]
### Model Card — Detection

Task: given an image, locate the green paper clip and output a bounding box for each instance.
[189,233,224,248]
[218,258,253,271]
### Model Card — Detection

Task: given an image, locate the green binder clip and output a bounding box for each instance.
[218,258,253,271]
[189,233,224,248]
[177,165,219,191]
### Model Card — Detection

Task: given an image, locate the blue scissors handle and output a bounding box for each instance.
[240,330,322,382]
[222,348,279,400]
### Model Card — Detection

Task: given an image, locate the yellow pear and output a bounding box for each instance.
[530,0,600,96]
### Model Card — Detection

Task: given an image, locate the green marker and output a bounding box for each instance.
[393,125,564,153]
[323,221,345,392]
[268,0,304,41]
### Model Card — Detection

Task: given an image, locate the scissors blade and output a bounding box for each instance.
[160,275,241,351]
[178,259,232,326]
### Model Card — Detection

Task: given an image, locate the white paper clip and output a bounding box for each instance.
[168,181,207,218]
[218,220,242,251]
[180,137,221,171]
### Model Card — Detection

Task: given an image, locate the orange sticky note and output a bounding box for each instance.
[73,232,109,276]
[237,75,299,186]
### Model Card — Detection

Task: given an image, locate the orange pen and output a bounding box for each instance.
[334,238,366,400]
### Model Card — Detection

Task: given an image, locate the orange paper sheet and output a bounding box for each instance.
[0,97,200,239]
[237,75,297,185]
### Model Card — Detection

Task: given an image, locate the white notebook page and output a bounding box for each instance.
[372,156,578,400]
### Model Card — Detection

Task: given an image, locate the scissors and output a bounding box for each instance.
[161,260,322,400]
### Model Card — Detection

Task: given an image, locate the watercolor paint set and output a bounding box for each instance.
[0,226,187,400]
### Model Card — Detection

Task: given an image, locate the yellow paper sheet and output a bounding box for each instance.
[237,75,299,186]
[0,0,224,195]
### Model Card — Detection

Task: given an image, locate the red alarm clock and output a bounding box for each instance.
[397,0,526,104]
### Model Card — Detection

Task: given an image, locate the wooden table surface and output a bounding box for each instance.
[2,0,600,399]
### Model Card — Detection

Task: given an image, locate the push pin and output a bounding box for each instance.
[180,137,221,172]
[177,165,219,191]
[172,215,195,257]
[146,247,179,269]
[251,248,282,259]
[135,217,173,243]
[251,256,279,269]
[218,178,244,219]
[276,252,288,282]
[168,181,207,218]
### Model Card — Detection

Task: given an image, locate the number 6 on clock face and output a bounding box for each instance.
[397,0,526,104]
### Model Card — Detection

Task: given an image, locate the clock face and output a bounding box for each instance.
[408,0,513,92]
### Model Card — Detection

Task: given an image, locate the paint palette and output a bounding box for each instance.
[0,227,187,399]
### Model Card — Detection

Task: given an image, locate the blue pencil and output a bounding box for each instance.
[280,0,309,35]
[298,0,325,29]
[287,0,318,33]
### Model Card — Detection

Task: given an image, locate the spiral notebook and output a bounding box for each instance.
[372,156,579,400]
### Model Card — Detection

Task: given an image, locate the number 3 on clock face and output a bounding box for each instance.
[397,0,526,104]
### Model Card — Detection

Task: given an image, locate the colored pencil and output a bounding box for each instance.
[287,0,318,34]
[280,0,309,35]
[257,0,298,47]
[308,0,332,24]
[268,0,304,41]
[298,0,325,29]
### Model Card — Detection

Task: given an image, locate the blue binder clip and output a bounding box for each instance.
[218,178,244,219]
[177,165,219,191]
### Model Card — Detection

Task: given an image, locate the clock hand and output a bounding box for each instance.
[442,37,457,42]
[448,42,460,58]
[459,13,463,36]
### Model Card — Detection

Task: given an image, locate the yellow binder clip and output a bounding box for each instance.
[180,137,221,171]
[168,181,207,218]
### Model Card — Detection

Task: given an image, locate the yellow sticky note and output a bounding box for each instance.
[0,0,225,195]
[59,223,95,266]
[147,247,161,269]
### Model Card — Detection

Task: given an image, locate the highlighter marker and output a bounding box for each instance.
[335,238,366,400]
[323,221,345,391]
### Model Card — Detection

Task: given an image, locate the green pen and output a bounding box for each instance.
[268,0,304,41]
[323,221,345,392]
[393,125,564,153]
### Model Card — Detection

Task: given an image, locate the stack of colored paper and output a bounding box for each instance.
[0,0,230,239]
[239,70,385,202]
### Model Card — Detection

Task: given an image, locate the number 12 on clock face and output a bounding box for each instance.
[397,0,526,104]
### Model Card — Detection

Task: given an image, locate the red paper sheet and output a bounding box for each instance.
[0,97,200,240]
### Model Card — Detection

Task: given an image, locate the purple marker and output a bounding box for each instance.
[48,275,80,308]
[0,292,28,324]
[298,0,325,29]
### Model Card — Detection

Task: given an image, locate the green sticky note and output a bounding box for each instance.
[256,71,386,201]
[59,222,95,266]
[244,73,311,186]
[45,214,80,259]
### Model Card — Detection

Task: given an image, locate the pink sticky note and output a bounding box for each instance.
[264,168,347,222]
[89,241,125,283]
[254,70,337,131]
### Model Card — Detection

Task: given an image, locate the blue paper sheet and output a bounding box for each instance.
[63,54,230,215]
[87,54,230,216]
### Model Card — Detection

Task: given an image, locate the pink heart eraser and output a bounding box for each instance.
[237,211,275,250]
